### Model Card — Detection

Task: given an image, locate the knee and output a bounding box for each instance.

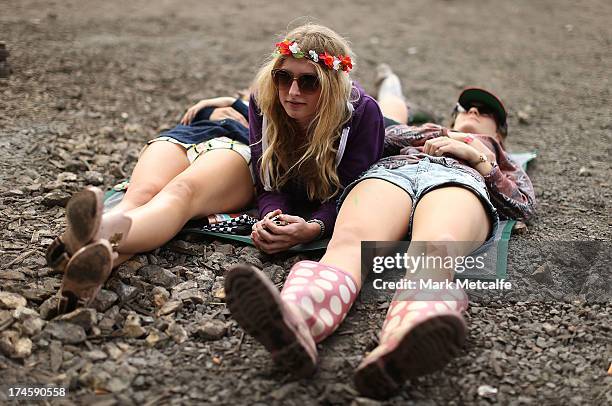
[125,183,162,206]
[413,233,461,258]
[161,178,198,204]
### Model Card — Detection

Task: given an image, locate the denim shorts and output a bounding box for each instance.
[338,157,499,246]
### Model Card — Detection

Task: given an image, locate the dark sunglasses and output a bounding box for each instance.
[272,69,320,94]
[456,102,496,118]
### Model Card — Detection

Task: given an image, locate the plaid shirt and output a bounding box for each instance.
[381,123,536,221]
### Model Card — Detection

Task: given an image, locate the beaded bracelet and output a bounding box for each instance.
[307,219,325,240]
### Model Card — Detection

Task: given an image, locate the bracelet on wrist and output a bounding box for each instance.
[307,219,325,240]
[470,153,498,171]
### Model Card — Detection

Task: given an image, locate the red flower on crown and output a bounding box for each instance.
[339,55,353,72]
[275,40,292,56]
[319,52,335,69]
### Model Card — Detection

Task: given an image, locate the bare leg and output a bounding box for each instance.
[407,186,491,281]
[117,149,253,255]
[352,186,491,399]
[379,95,409,125]
[109,142,190,213]
[319,179,413,286]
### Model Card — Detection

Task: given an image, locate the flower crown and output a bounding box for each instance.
[274,39,353,73]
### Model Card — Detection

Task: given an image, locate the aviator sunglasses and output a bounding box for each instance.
[272,69,320,94]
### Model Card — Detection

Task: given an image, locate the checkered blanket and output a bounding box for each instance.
[199,214,257,235]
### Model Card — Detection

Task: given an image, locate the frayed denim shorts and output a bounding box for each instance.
[338,157,499,247]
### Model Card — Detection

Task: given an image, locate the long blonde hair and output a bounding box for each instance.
[253,23,355,202]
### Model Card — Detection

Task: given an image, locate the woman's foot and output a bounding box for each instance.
[353,288,469,399]
[58,239,114,314]
[225,264,318,378]
[46,187,132,273]
[375,63,404,101]
[46,187,104,272]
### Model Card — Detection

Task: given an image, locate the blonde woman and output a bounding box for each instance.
[225,24,385,376]
[48,23,384,315]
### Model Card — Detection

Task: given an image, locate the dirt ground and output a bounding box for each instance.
[1,0,611,404]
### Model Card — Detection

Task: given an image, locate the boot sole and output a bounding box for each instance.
[225,264,317,377]
[59,240,113,314]
[354,312,466,399]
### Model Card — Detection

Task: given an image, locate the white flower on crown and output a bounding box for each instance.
[289,42,301,54]
[308,50,319,62]
[332,57,341,71]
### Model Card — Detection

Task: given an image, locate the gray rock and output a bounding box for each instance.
[215,244,234,255]
[166,322,188,344]
[107,278,139,302]
[212,277,225,300]
[65,160,88,172]
[0,330,32,359]
[175,289,206,304]
[172,280,198,294]
[477,384,498,398]
[0,269,26,280]
[166,240,204,256]
[99,306,120,332]
[578,166,591,177]
[152,286,170,308]
[270,382,300,401]
[12,306,39,320]
[536,336,549,348]
[57,171,78,182]
[114,258,146,280]
[145,329,168,347]
[14,307,45,336]
[55,308,97,332]
[531,263,553,284]
[43,180,64,191]
[84,349,108,361]
[194,319,226,341]
[43,321,86,344]
[84,170,104,185]
[0,291,27,309]
[138,265,179,288]
[239,254,263,269]
[39,296,61,320]
[157,300,182,316]
[91,289,118,312]
[49,340,63,372]
[194,270,215,294]
[122,312,146,339]
[263,264,286,285]
[0,310,13,327]
[41,190,71,207]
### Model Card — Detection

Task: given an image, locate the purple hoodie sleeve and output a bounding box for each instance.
[309,95,385,237]
[248,96,292,219]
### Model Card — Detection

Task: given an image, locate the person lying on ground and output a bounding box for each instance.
[224,65,536,399]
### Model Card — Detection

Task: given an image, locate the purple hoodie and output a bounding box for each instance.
[249,83,384,238]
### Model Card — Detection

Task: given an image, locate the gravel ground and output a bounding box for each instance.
[1,0,611,404]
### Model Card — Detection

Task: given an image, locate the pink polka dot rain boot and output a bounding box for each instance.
[354,286,469,399]
[225,260,359,377]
